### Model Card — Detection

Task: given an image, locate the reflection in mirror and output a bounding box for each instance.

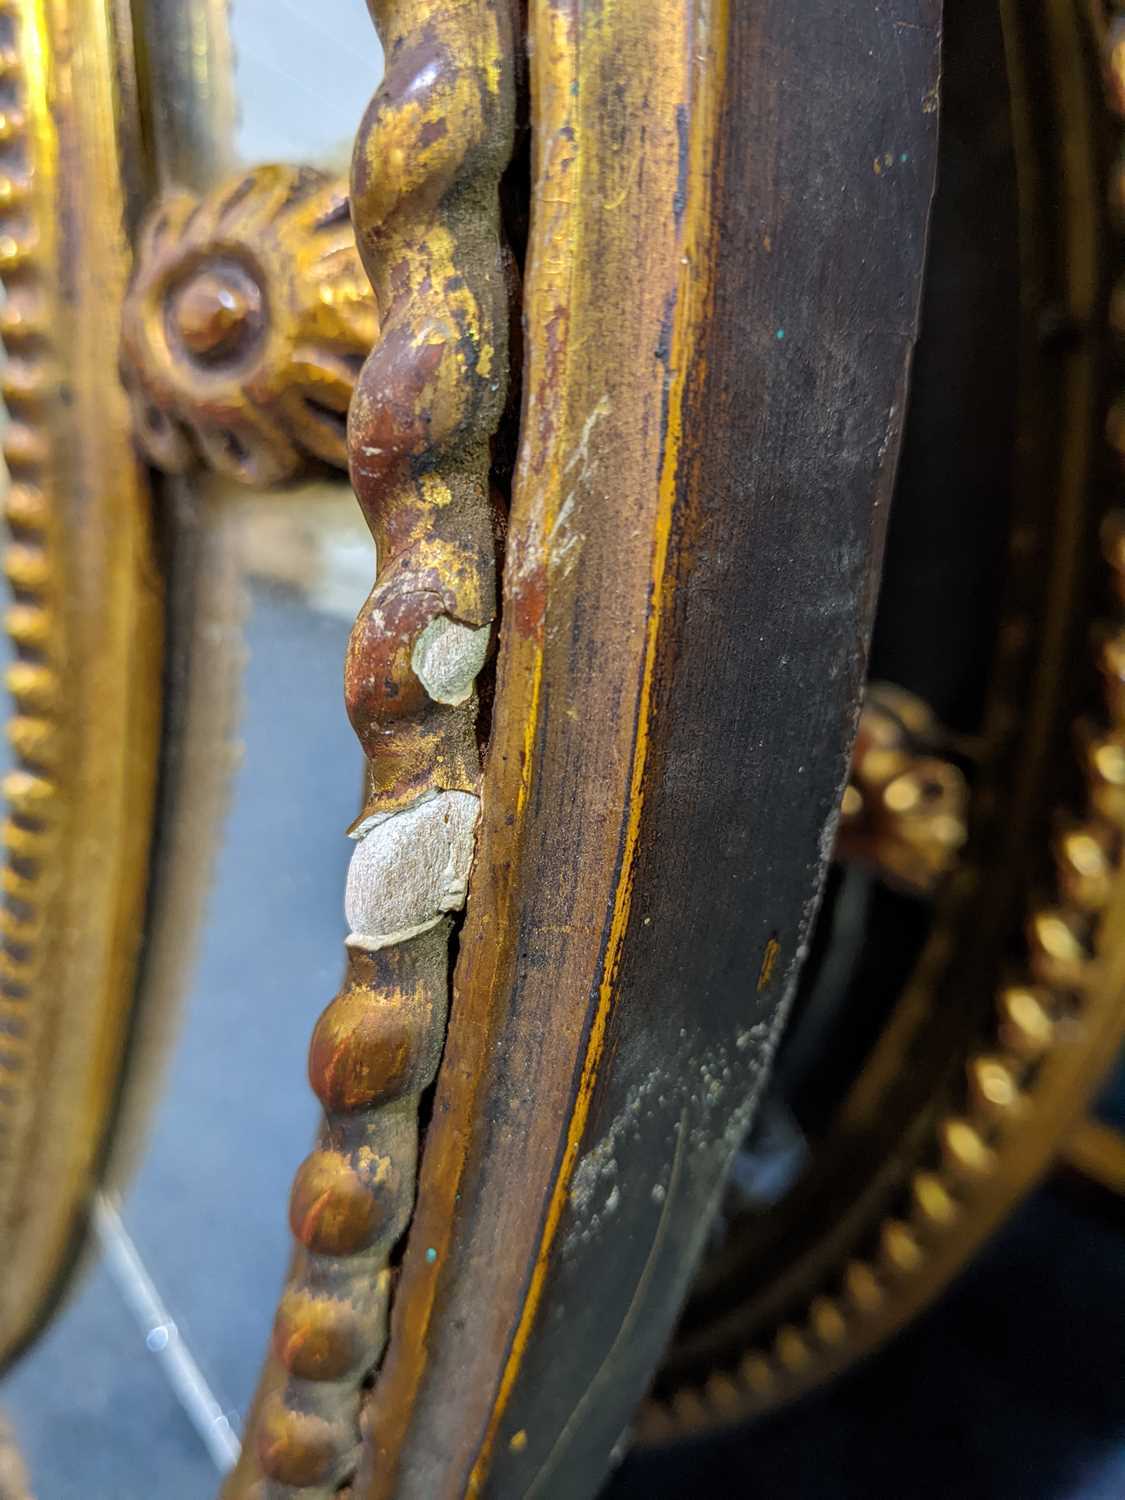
[0,4,384,1494]
[232,0,382,168]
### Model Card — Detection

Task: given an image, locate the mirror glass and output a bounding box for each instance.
[0,5,383,1494]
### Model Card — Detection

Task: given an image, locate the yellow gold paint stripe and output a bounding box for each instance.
[513,4,581,828]
[515,650,543,822]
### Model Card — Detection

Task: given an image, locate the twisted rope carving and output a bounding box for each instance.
[227,3,516,1495]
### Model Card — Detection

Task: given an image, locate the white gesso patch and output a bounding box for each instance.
[345,790,481,950]
[411,617,491,706]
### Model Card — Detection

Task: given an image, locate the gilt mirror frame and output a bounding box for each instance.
[1,2,1123,1498]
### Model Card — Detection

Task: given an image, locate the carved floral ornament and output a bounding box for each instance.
[120,165,379,486]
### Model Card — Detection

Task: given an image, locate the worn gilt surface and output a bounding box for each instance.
[225,2,516,1495]
[0,0,162,1366]
[357,2,938,1496]
[121,166,379,486]
[641,0,1125,1434]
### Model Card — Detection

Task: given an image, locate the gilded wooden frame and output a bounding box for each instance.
[0,0,162,1367]
[0,3,1123,1499]
[227,1,941,1495]
[642,0,1125,1436]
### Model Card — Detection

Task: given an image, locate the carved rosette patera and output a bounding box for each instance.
[121,165,379,486]
[224,3,517,1496]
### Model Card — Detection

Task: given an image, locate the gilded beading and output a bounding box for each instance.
[0,0,65,1221]
[837,684,968,896]
[640,522,1125,1433]
[225,3,516,1495]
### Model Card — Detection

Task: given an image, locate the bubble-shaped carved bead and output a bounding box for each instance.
[310,930,451,1120]
[273,1288,373,1382]
[289,1148,390,1256]
[343,582,440,742]
[310,984,425,1114]
[256,1391,354,1487]
[348,323,453,502]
